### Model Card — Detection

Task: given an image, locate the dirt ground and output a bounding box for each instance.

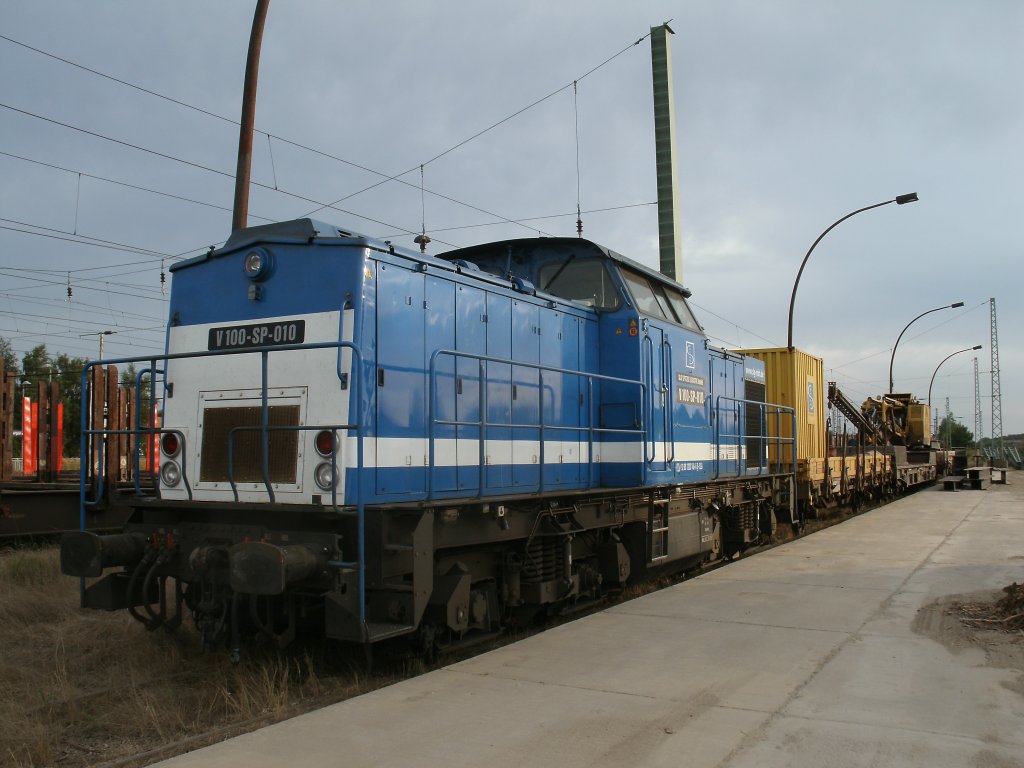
[912,584,1024,687]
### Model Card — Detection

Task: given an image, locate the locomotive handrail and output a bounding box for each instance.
[219,338,361,508]
[224,423,353,506]
[711,395,796,485]
[132,363,163,496]
[662,338,675,465]
[426,347,647,500]
[81,423,193,505]
[79,339,361,514]
[77,337,368,631]
[711,395,740,479]
[642,334,655,465]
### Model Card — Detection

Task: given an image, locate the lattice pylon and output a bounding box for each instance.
[945,397,951,448]
[990,298,1003,457]
[973,357,982,443]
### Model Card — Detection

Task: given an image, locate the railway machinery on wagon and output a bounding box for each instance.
[61,219,933,655]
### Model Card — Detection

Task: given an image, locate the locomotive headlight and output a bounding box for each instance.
[314,462,337,491]
[160,461,182,488]
[242,248,273,281]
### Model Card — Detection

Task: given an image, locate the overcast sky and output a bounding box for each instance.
[1,0,1020,435]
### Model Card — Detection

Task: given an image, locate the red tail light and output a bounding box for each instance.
[315,430,335,457]
[161,432,180,457]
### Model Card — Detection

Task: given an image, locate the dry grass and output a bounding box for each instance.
[0,546,389,768]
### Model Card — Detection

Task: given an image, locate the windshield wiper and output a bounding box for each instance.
[542,253,576,291]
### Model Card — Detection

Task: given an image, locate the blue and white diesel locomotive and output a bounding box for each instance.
[62,217,794,652]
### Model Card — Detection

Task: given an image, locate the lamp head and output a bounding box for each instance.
[951,301,964,309]
[895,192,919,205]
[972,345,983,350]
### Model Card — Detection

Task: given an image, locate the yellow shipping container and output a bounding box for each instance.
[736,347,826,463]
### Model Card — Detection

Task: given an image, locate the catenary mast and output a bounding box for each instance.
[989,298,1002,459]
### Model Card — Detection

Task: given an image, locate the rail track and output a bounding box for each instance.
[0,478,141,541]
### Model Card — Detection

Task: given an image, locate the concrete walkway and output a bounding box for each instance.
[156,477,1024,768]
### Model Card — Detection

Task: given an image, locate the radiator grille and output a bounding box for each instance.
[199,405,300,484]
[745,380,767,468]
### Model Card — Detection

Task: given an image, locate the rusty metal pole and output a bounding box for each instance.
[231,0,270,232]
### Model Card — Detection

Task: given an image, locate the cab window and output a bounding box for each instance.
[664,290,702,333]
[621,267,702,332]
[620,269,668,319]
[537,258,619,309]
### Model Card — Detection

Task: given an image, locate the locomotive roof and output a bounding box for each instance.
[170,218,404,272]
[441,237,692,298]
[171,218,690,300]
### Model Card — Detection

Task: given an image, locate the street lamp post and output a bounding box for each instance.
[79,330,117,361]
[888,301,964,393]
[787,193,919,350]
[927,344,984,411]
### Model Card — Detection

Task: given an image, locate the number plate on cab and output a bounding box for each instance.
[207,320,306,351]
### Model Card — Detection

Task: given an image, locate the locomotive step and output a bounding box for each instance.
[364,622,417,643]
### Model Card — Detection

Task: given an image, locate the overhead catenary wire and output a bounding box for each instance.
[0,26,729,372]
[1,270,170,302]
[0,150,278,228]
[73,173,81,235]
[1,30,539,240]
[688,300,782,348]
[0,30,651,243]
[2,269,171,295]
[0,21,664,331]
[0,101,447,246]
[376,201,656,240]
[0,218,174,261]
[0,33,241,128]
[1,309,165,333]
[0,292,166,322]
[1,327,164,353]
[1,147,657,273]
[574,80,583,238]
[301,30,653,232]
[265,133,278,190]
[829,300,987,371]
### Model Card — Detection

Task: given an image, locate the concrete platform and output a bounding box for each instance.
[156,476,1024,768]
